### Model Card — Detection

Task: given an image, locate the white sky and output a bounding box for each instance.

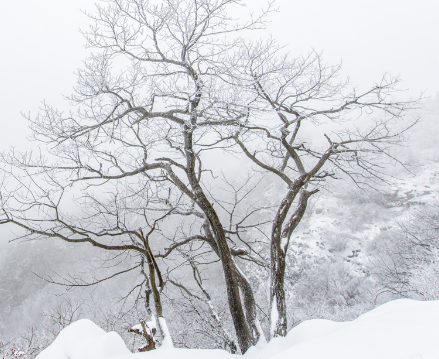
[0,0,438,149]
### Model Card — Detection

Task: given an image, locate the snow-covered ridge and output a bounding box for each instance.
[36,299,439,359]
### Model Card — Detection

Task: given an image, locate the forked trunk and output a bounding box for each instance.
[270,186,313,338]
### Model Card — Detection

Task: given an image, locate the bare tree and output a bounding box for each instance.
[231,44,420,337]
[0,173,177,345]
[0,0,274,352]
[0,0,420,350]
[43,299,86,337]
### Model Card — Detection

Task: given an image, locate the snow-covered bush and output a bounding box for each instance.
[409,249,439,300]
[371,202,439,300]
[0,328,53,359]
[286,259,375,326]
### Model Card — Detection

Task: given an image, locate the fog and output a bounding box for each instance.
[0,1,438,357]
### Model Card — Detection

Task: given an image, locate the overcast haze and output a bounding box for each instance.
[1,1,439,355]
[0,0,438,148]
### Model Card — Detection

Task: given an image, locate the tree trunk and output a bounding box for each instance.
[269,180,303,338]
[234,261,265,343]
[270,187,315,338]
[184,120,253,353]
[145,248,173,348]
[270,238,288,338]
[203,221,262,345]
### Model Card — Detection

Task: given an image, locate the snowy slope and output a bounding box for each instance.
[258,299,439,359]
[36,299,439,359]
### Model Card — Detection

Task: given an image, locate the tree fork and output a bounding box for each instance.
[270,188,317,338]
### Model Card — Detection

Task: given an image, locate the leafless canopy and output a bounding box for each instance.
[0,0,420,350]
[227,41,420,337]
[0,0,275,353]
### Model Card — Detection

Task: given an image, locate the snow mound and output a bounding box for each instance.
[36,299,439,359]
[36,319,131,359]
[254,298,439,359]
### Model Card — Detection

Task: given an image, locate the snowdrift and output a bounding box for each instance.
[35,319,131,359]
[36,299,439,359]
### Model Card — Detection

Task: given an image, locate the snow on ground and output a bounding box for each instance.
[35,319,132,359]
[36,299,439,359]
[260,299,439,359]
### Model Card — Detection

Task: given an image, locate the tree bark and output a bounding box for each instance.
[203,221,262,345]
[270,187,316,338]
[234,261,264,343]
[184,115,253,352]
[144,242,173,347]
[269,179,303,338]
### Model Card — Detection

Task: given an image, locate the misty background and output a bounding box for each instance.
[0,0,438,357]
